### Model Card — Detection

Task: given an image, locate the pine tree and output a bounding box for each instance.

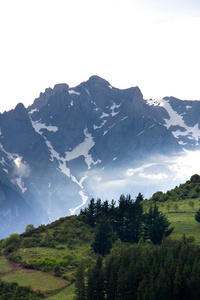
[92,218,113,256]
[74,262,86,300]
[86,256,105,300]
[144,204,174,244]
[88,198,96,227]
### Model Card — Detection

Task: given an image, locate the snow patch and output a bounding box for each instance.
[69,190,88,215]
[137,130,146,136]
[65,128,96,169]
[31,118,71,177]
[68,90,80,95]
[186,105,192,110]
[110,101,122,117]
[159,98,200,145]
[93,120,107,130]
[71,175,88,189]
[32,120,58,133]
[103,130,108,136]
[28,108,39,114]
[147,98,200,145]
[15,177,27,193]
[121,116,128,121]
[93,159,102,165]
[100,112,109,119]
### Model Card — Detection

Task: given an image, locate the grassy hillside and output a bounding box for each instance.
[0,216,95,299]
[144,174,200,244]
[143,197,200,244]
[1,174,200,299]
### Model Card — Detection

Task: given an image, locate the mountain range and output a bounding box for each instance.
[0,75,200,238]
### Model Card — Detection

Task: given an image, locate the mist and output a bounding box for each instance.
[84,149,200,202]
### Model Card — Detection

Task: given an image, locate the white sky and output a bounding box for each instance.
[0,0,200,113]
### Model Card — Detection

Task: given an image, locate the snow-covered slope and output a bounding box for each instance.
[0,75,200,237]
[146,97,200,147]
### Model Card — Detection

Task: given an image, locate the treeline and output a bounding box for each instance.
[150,174,200,202]
[75,239,200,300]
[80,194,174,255]
[0,280,44,300]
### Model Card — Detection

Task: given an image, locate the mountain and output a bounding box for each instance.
[0,75,200,237]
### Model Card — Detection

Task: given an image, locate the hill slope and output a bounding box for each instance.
[1,176,200,298]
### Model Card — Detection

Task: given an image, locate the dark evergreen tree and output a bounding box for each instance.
[105,257,119,300]
[95,198,102,223]
[144,204,174,244]
[92,218,114,256]
[125,197,143,243]
[74,262,86,300]
[116,194,132,241]
[102,200,109,217]
[135,192,144,202]
[88,198,96,227]
[87,256,105,300]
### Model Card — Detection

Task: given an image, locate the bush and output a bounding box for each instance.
[4,244,17,254]
[9,253,22,263]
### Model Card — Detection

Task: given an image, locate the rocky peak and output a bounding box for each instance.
[53,83,69,92]
[88,75,110,85]
[14,103,28,118]
[87,75,111,93]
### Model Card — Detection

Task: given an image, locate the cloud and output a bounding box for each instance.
[138,172,168,180]
[167,149,200,181]
[125,163,158,176]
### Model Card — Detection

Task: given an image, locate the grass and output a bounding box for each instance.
[1,268,68,295]
[47,283,75,300]
[0,219,94,299]
[146,197,200,244]
[0,256,12,275]
[19,243,92,262]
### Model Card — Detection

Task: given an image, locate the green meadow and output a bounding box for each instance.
[144,197,200,244]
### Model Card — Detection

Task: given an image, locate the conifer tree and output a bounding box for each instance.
[88,198,95,227]
[144,204,174,244]
[74,262,86,300]
[87,256,105,300]
[92,217,113,256]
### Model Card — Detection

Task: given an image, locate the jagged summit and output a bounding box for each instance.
[88,75,110,85]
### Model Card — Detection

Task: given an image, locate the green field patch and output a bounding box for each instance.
[154,198,200,244]
[19,244,93,272]
[47,283,75,300]
[0,256,12,275]
[1,268,68,295]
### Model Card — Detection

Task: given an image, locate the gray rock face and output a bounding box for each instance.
[0,75,200,237]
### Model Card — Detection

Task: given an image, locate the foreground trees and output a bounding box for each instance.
[80,194,174,253]
[75,240,200,300]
